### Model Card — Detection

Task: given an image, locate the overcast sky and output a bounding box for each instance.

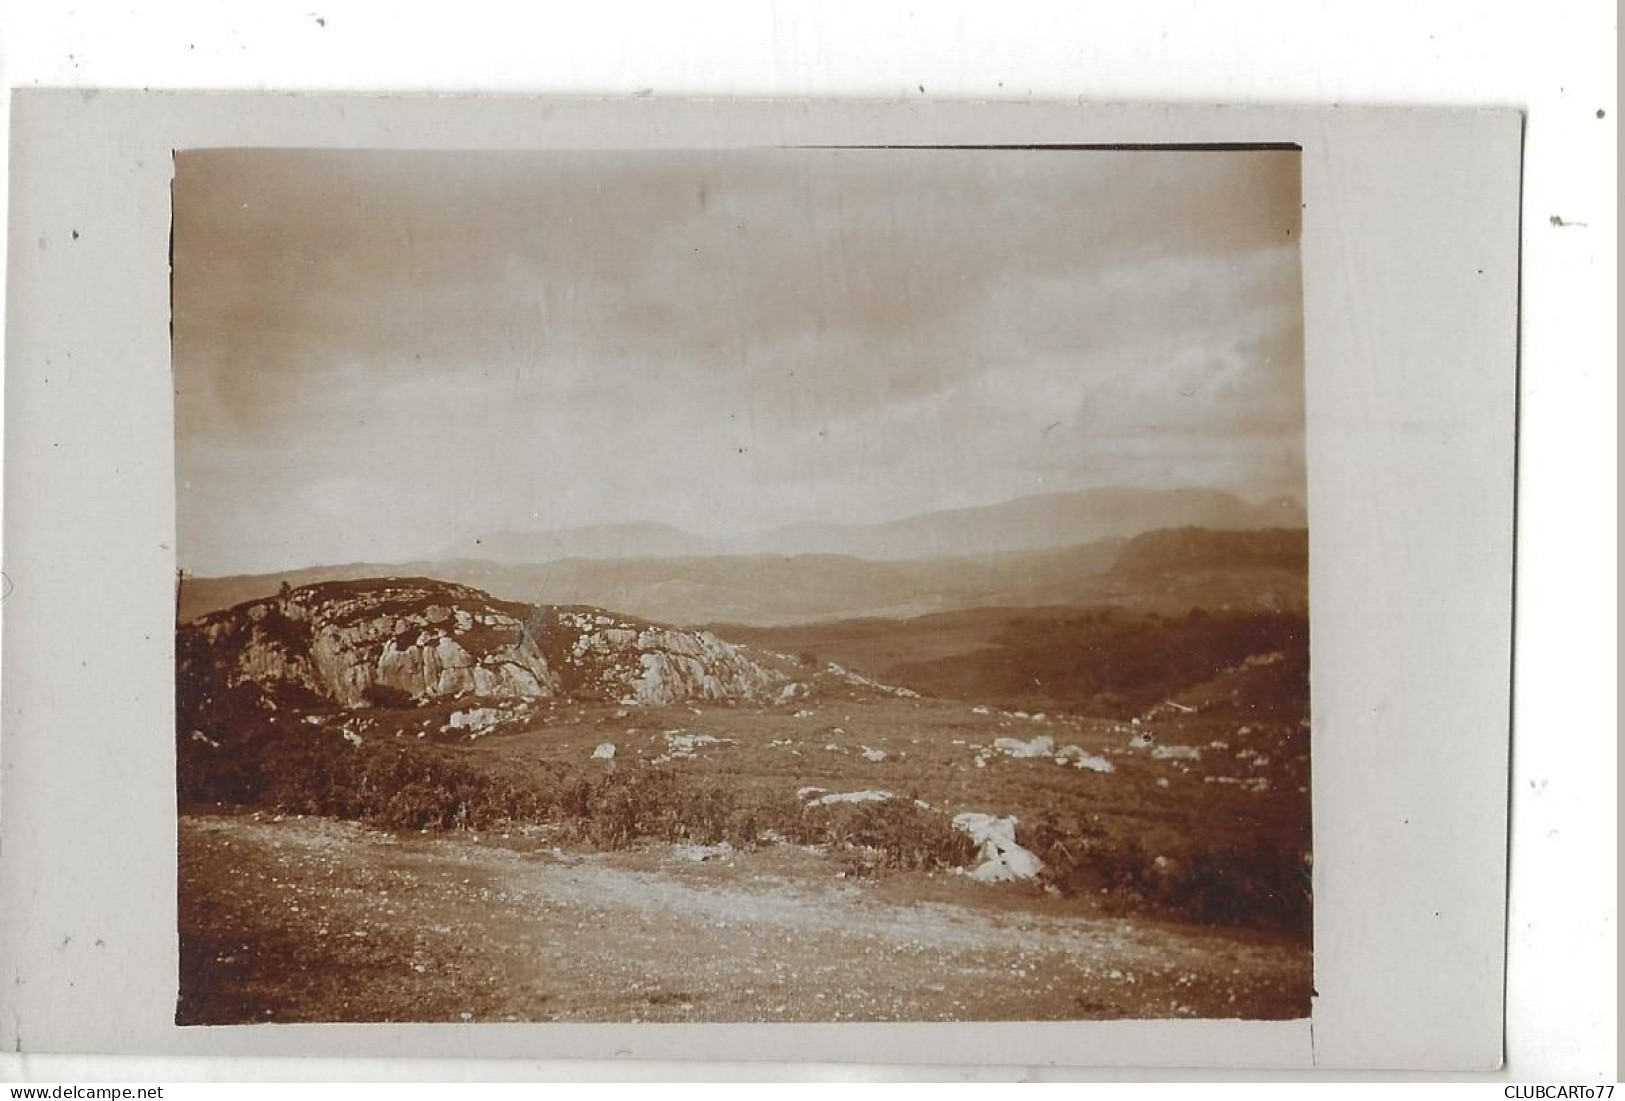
[173,147,1304,576]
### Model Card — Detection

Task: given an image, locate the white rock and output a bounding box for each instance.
[1054,744,1115,773]
[812,790,893,806]
[661,731,729,756]
[448,707,504,732]
[951,812,1043,881]
[591,742,616,759]
[992,734,1054,759]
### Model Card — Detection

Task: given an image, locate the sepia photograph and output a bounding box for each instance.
[171,145,1313,1026]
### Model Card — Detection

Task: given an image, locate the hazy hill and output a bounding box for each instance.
[178,541,1125,626]
[748,487,1304,560]
[438,522,719,565]
[437,487,1305,565]
[484,541,1130,626]
[178,486,1307,625]
[178,523,1308,627]
[1110,527,1308,578]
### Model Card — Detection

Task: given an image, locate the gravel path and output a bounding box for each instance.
[178,812,1311,1024]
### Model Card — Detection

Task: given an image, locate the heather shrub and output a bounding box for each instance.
[1024,810,1311,934]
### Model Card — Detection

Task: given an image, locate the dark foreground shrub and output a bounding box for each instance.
[1027,813,1312,934]
[179,720,560,833]
[1169,839,1312,933]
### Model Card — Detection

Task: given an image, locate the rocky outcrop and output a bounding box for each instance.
[180,578,786,717]
[526,606,785,706]
[184,578,560,709]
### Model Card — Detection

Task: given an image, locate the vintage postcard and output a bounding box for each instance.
[0,94,1519,1069]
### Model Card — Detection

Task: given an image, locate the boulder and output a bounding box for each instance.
[992,735,1054,759]
[951,812,1043,882]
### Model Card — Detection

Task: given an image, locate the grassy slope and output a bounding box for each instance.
[720,605,1309,718]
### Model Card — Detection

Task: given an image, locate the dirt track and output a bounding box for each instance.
[178,812,1311,1024]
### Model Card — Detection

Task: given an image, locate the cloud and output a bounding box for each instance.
[173,147,1305,574]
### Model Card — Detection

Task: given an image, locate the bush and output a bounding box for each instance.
[575,769,689,848]
[801,799,978,872]
[1027,812,1311,934]
[1170,840,1312,933]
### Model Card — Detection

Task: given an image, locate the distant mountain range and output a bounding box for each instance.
[439,488,1304,564]
[746,487,1303,560]
[180,528,1307,630]
[182,489,1307,625]
[178,543,1125,627]
[440,522,718,565]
